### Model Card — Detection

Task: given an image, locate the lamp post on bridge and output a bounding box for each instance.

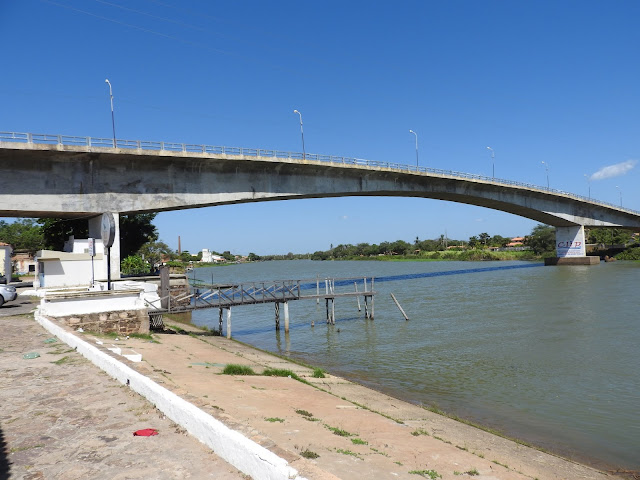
[541,161,549,189]
[486,146,495,179]
[293,109,305,160]
[584,174,591,199]
[105,79,116,148]
[409,129,418,168]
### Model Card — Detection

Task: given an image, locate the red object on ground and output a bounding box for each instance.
[133,428,159,436]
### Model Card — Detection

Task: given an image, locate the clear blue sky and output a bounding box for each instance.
[2,0,639,255]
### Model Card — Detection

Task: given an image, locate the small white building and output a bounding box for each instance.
[35,236,108,289]
[0,242,12,281]
[201,248,225,263]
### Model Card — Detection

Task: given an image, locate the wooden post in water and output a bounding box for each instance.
[354,282,361,311]
[390,293,409,321]
[284,301,290,333]
[370,277,375,320]
[274,302,280,331]
[316,276,320,305]
[218,307,223,335]
[226,308,232,338]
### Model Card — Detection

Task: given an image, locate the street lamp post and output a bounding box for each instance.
[584,174,591,199]
[409,129,418,168]
[105,79,116,148]
[293,109,305,160]
[486,146,495,179]
[616,185,622,207]
[541,161,549,189]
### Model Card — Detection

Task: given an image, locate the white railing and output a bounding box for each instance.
[1,131,637,215]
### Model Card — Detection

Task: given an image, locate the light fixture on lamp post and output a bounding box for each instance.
[541,161,549,189]
[486,146,495,179]
[293,109,305,160]
[409,129,418,168]
[105,79,116,148]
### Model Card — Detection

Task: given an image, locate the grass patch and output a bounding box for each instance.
[51,356,74,365]
[351,438,368,445]
[326,425,355,437]
[465,468,480,476]
[265,417,285,423]
[262,368,306,383]
[411,428,430,437]
[492,460,509,468]
[336,448,361,458]
[312,367,326,378]
[9,444,44,453]
[300,449,319,459]
[222,364,256,375]
[295,409,313,417]
[409,470,441,479]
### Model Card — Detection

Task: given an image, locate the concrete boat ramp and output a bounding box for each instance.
[1,307,614,479]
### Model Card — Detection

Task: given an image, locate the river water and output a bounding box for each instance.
[188,260,640,471]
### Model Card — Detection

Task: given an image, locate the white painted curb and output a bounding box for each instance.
[35,310,306,480]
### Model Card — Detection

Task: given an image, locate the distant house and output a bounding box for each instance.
[12,251,36,276]
[506,236,525,248]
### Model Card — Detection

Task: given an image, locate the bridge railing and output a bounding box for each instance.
[1,131,637,216]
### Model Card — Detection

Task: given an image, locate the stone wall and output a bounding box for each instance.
[55,309,150,335]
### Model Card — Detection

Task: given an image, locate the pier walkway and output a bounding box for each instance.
[147,276,377,335]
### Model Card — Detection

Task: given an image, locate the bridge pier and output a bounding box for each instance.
[546,226,599,265]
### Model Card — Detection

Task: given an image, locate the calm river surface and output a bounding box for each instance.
[189,260,639,470]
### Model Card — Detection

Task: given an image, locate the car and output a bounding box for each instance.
[0,284,17,306]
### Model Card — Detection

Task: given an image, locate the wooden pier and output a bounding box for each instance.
[146,276,376,337]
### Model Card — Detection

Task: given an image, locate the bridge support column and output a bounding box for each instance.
[545,226,599,265]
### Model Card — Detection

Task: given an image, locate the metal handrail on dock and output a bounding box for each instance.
[146,276,376,337]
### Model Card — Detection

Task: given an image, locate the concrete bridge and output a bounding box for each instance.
[2,131,640,266]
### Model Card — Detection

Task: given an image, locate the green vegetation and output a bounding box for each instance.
[262,368,305,383]
[295,409,314,418]
[616,246,640,260]
[325,425,355,437]
[299,449,319,459]
[465,468,480,476]
[222,364,256,375]
[411,428,430,437]
[409,470,441,479]
[336,448,361,458]
[312,367,326,378]
[351,438,368,445]
[265,417,285,423]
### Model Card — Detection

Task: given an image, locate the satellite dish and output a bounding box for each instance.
[101,213,116,248]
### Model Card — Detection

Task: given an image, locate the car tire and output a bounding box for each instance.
[0,296,4,307]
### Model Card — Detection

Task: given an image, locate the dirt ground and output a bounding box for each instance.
[1,306,615,480]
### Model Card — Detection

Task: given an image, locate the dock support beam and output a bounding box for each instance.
[226,308,232,339]
[283,301,289,333]
[274,302,280,331]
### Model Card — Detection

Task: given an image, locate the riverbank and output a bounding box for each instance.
[7,307,617,479]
